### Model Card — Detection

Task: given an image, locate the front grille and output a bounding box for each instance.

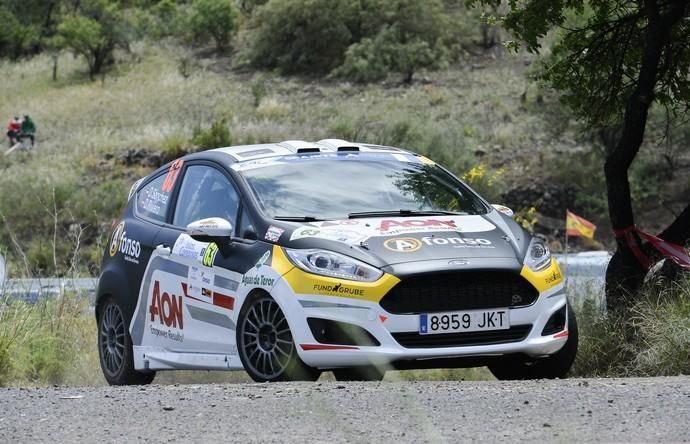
[379,271,538,314]
[392,325,532,348]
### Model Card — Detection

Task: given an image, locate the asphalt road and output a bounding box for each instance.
[2,377,690,443]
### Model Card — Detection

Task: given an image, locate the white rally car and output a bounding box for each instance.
[96,139,576,384]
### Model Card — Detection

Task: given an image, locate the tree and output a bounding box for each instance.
[190,0,239,52]
[470,0,690,305]
[246,0,361,74]
[334,0,448,83]
[56,0,130,80]
[246,0,449,80]
[0,0,65,59]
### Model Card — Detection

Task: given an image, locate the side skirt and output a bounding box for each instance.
[133,346,244,371]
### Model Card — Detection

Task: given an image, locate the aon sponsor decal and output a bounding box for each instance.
[379,219,456,232]
[149,281,184,329]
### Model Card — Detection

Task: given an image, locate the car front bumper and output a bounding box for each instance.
[275,279,569,369]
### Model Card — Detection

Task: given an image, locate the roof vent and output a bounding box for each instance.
[317,139,360,152]
[277,140,323,153]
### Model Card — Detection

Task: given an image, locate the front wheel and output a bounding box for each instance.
[488,304,578,380]
[237,293,320,382]
[98,298,155,385]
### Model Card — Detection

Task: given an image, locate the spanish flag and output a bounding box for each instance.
[566,210,596,239]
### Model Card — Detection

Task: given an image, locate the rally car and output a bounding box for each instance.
[97,139,577,384]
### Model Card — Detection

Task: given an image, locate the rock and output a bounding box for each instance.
[116,148,165,168]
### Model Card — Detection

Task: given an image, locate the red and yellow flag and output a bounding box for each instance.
[566,210,596,239]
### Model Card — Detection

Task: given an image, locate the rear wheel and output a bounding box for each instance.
[333,366,386,381]
[98,298,155,385]
[488,305,578,380]
[237,293,320,382]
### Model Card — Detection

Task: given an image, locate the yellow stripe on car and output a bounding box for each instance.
[519,258,563,293]
[271,245,400,302]
[270,245,296,276]
[283,268,400,302]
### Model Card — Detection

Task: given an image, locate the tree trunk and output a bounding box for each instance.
[92,50,105,79]
[51,54,59,81]
[604,0,689,308]
[658,203,690,245]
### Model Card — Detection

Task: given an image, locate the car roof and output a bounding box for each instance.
[210,139,414,163]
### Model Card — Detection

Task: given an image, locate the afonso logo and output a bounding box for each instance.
[383,237,422,252]
[109,221,125,257]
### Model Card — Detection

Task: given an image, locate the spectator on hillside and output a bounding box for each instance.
[20,114,36,147]
[6,117,20,147]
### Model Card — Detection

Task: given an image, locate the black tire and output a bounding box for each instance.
[488,304,578,380]
[98,298,155,385]
[333,366,386,381]
[237,293,320,382]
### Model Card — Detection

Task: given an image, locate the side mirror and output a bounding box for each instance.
[186,217,233,239]
[491,204,514,218]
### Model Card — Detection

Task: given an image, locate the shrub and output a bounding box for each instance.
[190,0,240,51]
[246,0,360,74]
[334,0,449,83]
[0,7,40,60]
[192,119,233,149]
[160,133,190,162]
[255,98,292,119]
[461,163,505,203]
[247,0,450,80]
[250,74,268,108]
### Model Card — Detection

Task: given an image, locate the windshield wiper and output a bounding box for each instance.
[273,216,326,222]
[347,210,467,219]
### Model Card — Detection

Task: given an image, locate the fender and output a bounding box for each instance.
[95,266,136,321]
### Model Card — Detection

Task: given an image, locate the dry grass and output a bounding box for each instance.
[572,275,690,377]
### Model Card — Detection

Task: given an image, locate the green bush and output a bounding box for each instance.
[192,119,233,149]
[334,0,449,83]
[247,0,449,80]
[0,7,40,60]
[190,0,240,51]
[250,74,268,107]
[246,0,361,74]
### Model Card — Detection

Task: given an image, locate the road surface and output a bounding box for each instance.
[2,377,689,442]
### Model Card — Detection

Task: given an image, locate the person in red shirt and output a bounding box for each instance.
[7,117,20,146]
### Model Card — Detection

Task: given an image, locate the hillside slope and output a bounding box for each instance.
[0,43,684,275]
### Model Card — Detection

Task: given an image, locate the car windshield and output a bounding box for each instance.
[236,153,488,220]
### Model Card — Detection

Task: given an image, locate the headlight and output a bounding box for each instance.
[284,249,383,282]
[524,236,551,271]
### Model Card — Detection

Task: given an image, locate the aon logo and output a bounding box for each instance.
[149,280,184,329]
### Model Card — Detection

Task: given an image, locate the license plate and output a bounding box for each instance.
[419,309,510,335]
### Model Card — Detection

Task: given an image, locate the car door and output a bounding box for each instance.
[147,162,245,355]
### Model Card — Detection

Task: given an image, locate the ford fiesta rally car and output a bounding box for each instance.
[97,139,577,384]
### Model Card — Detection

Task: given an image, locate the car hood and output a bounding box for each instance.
[283,214,527,266]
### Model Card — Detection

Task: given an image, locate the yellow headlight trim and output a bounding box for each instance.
[282,266,400,303]
[520,258,563,293]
